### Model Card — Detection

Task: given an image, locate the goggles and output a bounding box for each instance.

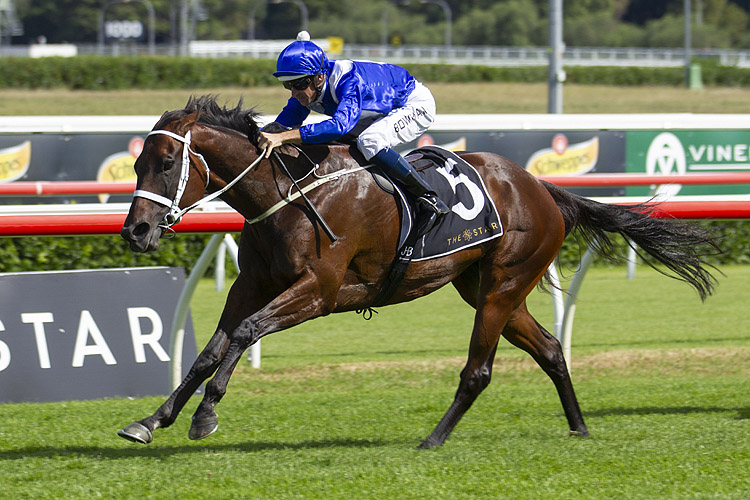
[282,76,313,91]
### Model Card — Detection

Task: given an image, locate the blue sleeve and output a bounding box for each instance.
[299,72,363,144]
[276,98,310,128]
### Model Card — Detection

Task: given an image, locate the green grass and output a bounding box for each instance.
[4,82,750,115]
[2,265,745,499]
[190,264,750,370]
[2,85,750,498]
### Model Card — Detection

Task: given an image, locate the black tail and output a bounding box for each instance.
[542,181,720,301]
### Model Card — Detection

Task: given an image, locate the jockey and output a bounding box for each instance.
[258,31,450,219]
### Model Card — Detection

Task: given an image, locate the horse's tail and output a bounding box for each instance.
[541,180,720,301]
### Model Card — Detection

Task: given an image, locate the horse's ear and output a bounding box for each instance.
[183,110,201,130]
[244,113,262,145]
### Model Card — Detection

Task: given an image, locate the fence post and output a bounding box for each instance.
[169,233,224,390]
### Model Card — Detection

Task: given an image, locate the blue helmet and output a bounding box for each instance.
[274,31,329,81]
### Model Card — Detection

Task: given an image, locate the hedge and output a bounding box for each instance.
[0,220,747,276]
[0,56,279,90]
[2,55,750,89]
[0,234,221,275]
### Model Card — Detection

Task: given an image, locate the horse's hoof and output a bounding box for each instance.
[189,416,218,440]
[417,437,443,450]
[117,422,153,444]
[569,428,590,438]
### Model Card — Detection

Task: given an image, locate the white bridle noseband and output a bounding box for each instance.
[133,129,262,229]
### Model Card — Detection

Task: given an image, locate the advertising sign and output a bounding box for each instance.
[0,140,31,182]
[626,131,750,196]
[3,118,749,203]
[0,132,141,204]
[405,129,627,197]
[0,267,198,403]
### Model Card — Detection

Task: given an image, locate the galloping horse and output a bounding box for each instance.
[118,96,718,448]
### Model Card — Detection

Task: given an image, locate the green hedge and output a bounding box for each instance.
[0,56,278,90]
[0,220,747,275]
[0,234,222,275]
[3,55,750,89]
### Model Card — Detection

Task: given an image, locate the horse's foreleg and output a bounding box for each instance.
[118,272,259,445]
[501,304,588,437]
[117,328,230,444]
[188,272,336,440]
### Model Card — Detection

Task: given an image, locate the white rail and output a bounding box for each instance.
[3,114,750,135]
[62,42,750,68]
[8,42,750,68]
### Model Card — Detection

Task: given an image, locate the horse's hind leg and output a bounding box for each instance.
[502,303,588,437]
[423,213,567,447]
[419,265,514,449]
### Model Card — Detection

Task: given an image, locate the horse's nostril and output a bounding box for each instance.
[131,222,151,238]
[121,222,152,242]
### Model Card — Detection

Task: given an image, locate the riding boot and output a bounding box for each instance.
[371,147,450,235]
[372,147,450,218]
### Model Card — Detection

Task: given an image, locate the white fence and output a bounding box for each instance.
[7,41,750,68]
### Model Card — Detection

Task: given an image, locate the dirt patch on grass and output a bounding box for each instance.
[234,345,750,385]
[574,346,750,374]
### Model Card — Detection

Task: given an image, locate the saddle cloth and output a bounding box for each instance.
[397,145,504,261]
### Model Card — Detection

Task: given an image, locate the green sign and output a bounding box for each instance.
[626,130,750,196]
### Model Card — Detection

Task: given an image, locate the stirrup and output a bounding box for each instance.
[418,194,450,216]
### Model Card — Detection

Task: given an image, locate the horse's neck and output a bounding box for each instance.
[195,126,363,222]
[195,125,270,218]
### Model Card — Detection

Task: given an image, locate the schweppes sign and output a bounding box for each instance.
[96,137,143,202]
[0,141,32,182]
[526,135,599,176]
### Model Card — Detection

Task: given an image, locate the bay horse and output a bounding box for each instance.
[118,96,718,448]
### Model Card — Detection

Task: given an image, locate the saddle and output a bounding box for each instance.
[364,145,503,310]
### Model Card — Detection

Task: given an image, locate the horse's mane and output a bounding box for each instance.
[156,95,261,142]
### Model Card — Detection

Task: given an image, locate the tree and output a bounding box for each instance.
[454,2,543,46]
[17,0,102,43]
[11,0,750,48]
[623,0,677,25]
[15,0,180,44]
[565,11,646,46]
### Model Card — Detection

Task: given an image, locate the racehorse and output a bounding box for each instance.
[118,96,718,448]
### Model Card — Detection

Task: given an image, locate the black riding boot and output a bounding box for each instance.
[372,147,450,217]
[372,147,450,235]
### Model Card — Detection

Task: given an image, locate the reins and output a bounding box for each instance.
[271,149,338,243]
[134,128,363,239]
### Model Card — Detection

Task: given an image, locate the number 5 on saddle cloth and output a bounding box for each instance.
[368,145,504,308]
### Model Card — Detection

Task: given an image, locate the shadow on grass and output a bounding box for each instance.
[0,436,404,461]
[586,405,750,420]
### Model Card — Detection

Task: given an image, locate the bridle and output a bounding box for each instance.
[133,125,342,242]
[133,128,262,230]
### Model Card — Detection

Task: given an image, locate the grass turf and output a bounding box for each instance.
[3,266,745,499]
[2,84,749,498]
[3,82,750,115]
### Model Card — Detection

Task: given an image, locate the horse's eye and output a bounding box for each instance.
[163,156,175,170]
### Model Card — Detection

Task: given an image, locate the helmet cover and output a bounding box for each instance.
[274,31,328,81]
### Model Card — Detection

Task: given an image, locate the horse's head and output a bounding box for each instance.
[121,109,209,252]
